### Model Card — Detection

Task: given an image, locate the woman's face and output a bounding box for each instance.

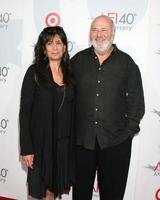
[45,34,66,62]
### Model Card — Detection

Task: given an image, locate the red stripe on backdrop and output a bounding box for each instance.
[0,197,16,200]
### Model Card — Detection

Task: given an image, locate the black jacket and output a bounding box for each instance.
[19,64,75,196]
[71,45,145,150]
[19,65,75,158]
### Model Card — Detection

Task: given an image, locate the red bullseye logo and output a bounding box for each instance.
[45,13,60,27]
[156,188,160,200]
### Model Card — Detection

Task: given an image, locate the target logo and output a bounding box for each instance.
[156,188,160,200]
[45,13,60,27]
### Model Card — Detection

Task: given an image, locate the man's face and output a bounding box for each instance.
[90,16,114,53]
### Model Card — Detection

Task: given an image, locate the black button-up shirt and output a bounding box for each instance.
[71,44,145,150]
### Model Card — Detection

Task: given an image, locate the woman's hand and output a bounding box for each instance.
[21,154,34,169]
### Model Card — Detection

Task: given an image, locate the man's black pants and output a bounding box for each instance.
[73,137,132,200]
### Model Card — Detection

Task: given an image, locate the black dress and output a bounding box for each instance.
[20,66,75,199]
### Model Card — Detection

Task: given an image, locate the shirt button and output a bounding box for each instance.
[95,108,98,111]
[94,121,98,125]
[95,56,98,59]
[98,67,101,71]
[98,80,101,83]
[96,93,99,96]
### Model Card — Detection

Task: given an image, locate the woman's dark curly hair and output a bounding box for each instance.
[33,26,72,86]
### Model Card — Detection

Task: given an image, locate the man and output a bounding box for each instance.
[71,15,145,200]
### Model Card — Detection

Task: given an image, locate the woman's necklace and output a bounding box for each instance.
[50,64,65,112]
[58,85,66,112]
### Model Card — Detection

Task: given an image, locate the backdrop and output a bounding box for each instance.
[0,0,160,199]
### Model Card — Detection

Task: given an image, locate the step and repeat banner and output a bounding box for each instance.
[0,0,160,199]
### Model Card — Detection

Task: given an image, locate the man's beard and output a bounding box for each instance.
[91,38,113,53]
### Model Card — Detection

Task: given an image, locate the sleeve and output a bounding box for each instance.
[19,66,36,155]
[126,57,145,137]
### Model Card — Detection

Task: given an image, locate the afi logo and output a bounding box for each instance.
[0,168,8,178]
[145,160,160,176]
[154,161,160,176]
[106,12,136,25]
[154,161,160,171]
[0,168,8,183]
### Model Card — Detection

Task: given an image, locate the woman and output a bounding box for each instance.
[19,26,75,200]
